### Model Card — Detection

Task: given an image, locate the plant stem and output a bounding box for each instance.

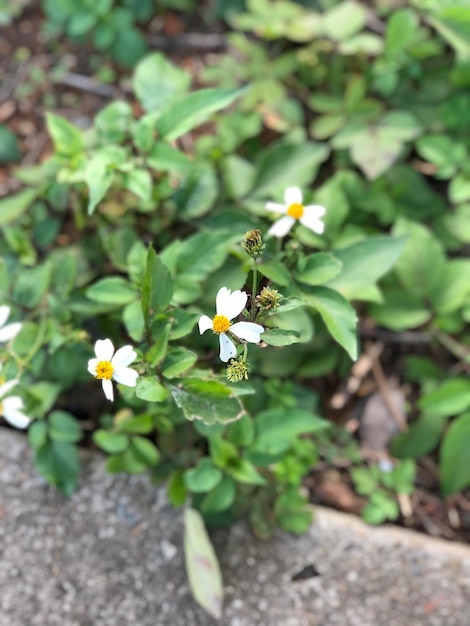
[251,266,257,321]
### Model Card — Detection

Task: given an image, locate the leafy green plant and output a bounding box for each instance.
[42,0,151,66]
[351,459,416,525]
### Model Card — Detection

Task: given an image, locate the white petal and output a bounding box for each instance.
[265,202,287,214]
[111,345,137,368]
[216,287,231,316]
[87,358,99,376]
[113,366,138,387]
[300,211,325,234]
[303,204,326,219]
[219,333,237,362]
[0,306,10,327]
[284,187,302,205]
[94,338,114,361]
[198,315,213,335]
[268,216,295,238]
[0,379,19,399]
[102,378,114,401]
[2,397,31,429]
[0,322,22,342]
[217,288,247,321]
[230,321,264,343]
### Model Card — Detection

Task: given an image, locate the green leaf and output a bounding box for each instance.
[28,421,48,450]
[157,87,245,140]
[145,319,171,365]
[130,436,160,466]
[362,491,399,525]
[133,52,190,112]
[391,413,448,459]
[95,101,133,143]
[85,155,114,215]
[0,189,37,226]
[262,328,301,346]
[295,253,342,286]
[429,8,470,60]
[162,347,197,379]
[136,377,168,402]
[257,261,292,287]
[252,408,329,456]
[184,458,223,493]
[321,0,367,41]
[393,219,446,298]
[226,414,255,448]
[141,246,173,325]
[440,412,470,496]
[326,236,406,300]
[45,112,84,156]
[86,277,138,306]
[301,285,358,360]
[0,124,20,163]
[351,467,378,495]
[106,448,148,474]
[174,165,218,218]
[226,457,267,486]
[35,440,79,496]
[48,411,82,443]
[124,168,152,202]
[147,143,192,171]
[418,378,470,418]
[274,487,312,534]
[431,260,470,315]
[168,469,187,507]
[93,430,130,453]
[200,476,236,514]
[169,379,245,425]
[368,289,432,331]
[333,112,422,179]
[415,134,463,179]
[184,508,223,620]
[13,262,51,308]
[250,141,329,197]
[116,414,154,434]
[385,9,418,55]
[449,172,470,203]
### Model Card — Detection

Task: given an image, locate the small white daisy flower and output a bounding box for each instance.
[0,378,31,429]
[88,338,138,402]
[198,287,264,362]
[266,186,326,238]
[0,306,22,343]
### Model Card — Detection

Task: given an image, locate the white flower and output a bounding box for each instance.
[0,378,31,429]
[266,186,326,238]
[87,338,138,402]
[0,306,22,343]
[198,287,264,362]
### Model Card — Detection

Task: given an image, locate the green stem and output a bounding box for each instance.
[434,330,470,363]
[242,343,248,363]
[250,266,258,321]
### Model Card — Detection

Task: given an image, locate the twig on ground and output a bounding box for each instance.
[367,341,408,432]
[148,33,227,52]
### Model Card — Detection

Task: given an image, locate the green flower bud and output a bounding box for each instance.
[256,286,283,311]
[242,229,264,258]
[226,358,249,383]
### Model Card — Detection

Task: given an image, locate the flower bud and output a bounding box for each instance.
[256,286,283,311]
[226,358,249,383]
[242,229,264,258]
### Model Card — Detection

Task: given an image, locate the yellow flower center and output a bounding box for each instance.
[95,360,114,380]
[212,314,231,334]
[0,402,3,415]
[287,203,304,220]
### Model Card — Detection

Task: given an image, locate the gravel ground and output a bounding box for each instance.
[1,427,469,626]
